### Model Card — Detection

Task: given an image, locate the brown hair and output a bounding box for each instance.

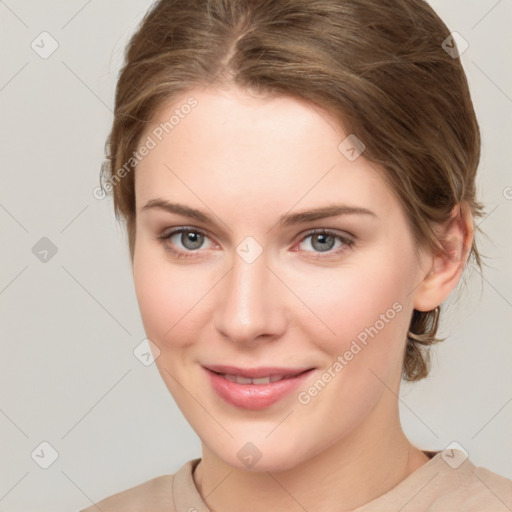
[101,0,484,381]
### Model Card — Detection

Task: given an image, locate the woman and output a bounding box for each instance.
[82,0,512,510]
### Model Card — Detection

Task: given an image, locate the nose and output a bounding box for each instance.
[214,250,287,344]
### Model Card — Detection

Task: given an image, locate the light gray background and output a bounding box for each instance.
[0,1,511,510]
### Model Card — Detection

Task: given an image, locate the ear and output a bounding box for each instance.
[413,203,474,312]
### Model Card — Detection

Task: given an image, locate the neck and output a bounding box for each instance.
[193,394,430,512]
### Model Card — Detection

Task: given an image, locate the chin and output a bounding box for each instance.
[203,433,319,474]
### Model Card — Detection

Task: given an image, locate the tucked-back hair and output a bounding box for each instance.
[101,0,484,381]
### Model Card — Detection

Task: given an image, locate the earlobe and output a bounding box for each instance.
[413,203,474,312]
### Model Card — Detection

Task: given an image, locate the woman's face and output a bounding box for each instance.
[132,85,431,471]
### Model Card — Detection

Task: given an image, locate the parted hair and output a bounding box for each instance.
[102,0,484,381]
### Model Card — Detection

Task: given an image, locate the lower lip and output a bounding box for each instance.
[204,367,315,410]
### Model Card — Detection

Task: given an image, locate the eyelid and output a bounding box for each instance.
[292,228,355,256]
[157,226,217,254]
[295,227,355,244]
[157,226,355,258]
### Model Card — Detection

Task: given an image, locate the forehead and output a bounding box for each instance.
[141,85,343,160]
[134,86,397,221]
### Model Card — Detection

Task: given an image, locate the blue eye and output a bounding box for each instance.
[158,228,213,258]
[172,230,205,250]
[157,227,354,259]
[298,230,354,255]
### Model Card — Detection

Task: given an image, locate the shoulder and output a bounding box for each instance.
[78,458,202,512]
[454,462,512,511]
[79,474,174,512]
[360,450,512,512]
[412,451,512,511]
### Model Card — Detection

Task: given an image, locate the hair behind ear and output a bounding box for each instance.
[403,306,442,381]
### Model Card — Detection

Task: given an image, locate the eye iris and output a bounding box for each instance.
[312,233,335,252]
[182,231,204,250]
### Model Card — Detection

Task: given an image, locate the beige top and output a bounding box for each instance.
[80,449,512,511]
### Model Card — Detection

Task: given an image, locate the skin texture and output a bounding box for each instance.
[132,85,473,511]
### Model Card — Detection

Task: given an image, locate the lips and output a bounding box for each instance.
[203,364,315,410]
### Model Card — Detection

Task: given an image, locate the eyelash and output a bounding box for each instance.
[156,227,355,260]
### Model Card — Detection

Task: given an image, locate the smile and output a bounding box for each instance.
[203,365,315,410]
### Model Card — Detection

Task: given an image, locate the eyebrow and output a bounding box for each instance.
[141,198,377,227]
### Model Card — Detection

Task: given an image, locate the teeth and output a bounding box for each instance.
[252,376,271,384]
[220,373,291,384]
[235,375,253,384]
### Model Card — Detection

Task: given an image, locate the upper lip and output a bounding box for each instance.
[203,364,314,379]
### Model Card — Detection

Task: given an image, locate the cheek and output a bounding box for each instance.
[133,244,205,345]
[291,262,412,434]
[133,250,211,407]
[294,254,414,363]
